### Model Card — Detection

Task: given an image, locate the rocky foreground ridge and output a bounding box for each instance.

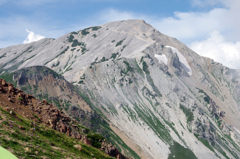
[0,78,127,159]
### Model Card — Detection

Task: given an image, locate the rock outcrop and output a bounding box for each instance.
[0,79,127,159]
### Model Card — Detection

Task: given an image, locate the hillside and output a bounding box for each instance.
[0,79,126,159]
[0,19,240,158]
[0,66,140,158]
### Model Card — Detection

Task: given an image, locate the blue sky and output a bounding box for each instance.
[1,0,240,69]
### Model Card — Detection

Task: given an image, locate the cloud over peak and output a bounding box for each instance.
[190,30,240,69]
[23,29,45,44]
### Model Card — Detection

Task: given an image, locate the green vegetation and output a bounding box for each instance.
[134,104,172,144]
[194,134,215,152]
[74,88,140,159]
[142,60,162,97]
[92,34,97,38]
[100,57,107,62]
[71,40,82,47]
[18,97,23,101]
[0,73,17,87]
[0,53,6,59]
[115,39,126,47]
[121,45,127,52]
[87,134,104,148]
[81,29,90,36]
[0,106,113,159]
[91,26,101,31]
[78,80,84,84]
[198,89,211,104]
[70,31,78,35]
[123,61,133,74]
[111,53,118,59]
[168,141,197,159]
[80,26,101,37]
[24,55,36,62]
[142,61,150,74]
[68,35,74,42]
[111,40,115,43]
[52,61,60,68]
[179,104,194,123]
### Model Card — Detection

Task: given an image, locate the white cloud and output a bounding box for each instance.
[97,7,236,43]
[96,0,240,69]
[190,30,240,69]
[23,29,45,44]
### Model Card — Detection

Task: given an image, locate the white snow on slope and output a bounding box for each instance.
[154,54,168,65]
[165,46,192,76]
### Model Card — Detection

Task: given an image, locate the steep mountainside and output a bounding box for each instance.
[0,66,140,158]
[0,66,105,133]
[0,19,240,159]
[0,79,126,159]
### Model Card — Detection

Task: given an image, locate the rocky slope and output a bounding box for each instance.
[0,79,126,159]
[0,19,240,158]
[0,66,140,158]
[0,66,106,133]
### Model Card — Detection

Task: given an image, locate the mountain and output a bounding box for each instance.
[0,66,107,133]
[0,79,125,159]
[0,19,240,159]
[0,66,139,158]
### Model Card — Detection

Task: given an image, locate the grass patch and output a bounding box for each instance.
[116,39,126,47]
[179,104,194,123]
[168,141,197,159]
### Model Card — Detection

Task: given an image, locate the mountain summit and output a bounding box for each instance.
[0,20,240,159]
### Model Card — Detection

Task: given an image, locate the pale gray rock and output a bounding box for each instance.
[1,19,240,159]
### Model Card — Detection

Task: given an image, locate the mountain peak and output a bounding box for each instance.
[102,19,155,35]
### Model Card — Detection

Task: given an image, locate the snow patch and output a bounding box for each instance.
[154,54,168,65]
[165,46,192,76]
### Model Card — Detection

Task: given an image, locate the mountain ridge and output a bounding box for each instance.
[0,19,240,159]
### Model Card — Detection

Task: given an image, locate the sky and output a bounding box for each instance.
[0,0,240,69]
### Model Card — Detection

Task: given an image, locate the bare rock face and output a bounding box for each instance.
[169,53,188,76]
[101,140,126,159]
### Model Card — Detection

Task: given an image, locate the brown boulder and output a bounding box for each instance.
[74,145,82,151]
[5,107,10,112]
[24,147,31,152]
[59,123,67,133]
[18,125,25,130]
[42,99,48,105]
[83,137,91,145]
[1,79,6,86]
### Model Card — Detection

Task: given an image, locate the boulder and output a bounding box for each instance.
[18,125,25,130]
[24,147,31,152]
[74,145,82,151]
[1,79,7,86]
[83,137,91,145]
[42,99,48,105]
